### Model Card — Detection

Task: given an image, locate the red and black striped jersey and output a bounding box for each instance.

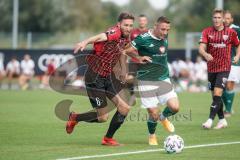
[130,28,148,63]
[199,26,240,73]
[86,25,130,77]
[130,28,148,40]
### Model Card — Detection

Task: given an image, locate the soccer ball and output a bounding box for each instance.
[164,134,184,154]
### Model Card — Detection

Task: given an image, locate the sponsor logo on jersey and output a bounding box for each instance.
[209,42,226,48]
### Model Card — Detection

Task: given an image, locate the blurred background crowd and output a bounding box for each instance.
[0,0,239,92]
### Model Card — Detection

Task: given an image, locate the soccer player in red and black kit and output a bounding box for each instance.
[127,14,148,106]
[199,9,240,129]
[66,12,134,146]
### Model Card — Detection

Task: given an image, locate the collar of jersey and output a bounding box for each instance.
[148,30,163,41]
[230,24,240,29]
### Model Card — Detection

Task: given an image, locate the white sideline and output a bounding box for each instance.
[56,141,240,160]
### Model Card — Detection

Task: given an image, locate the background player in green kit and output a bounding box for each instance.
[123,16,180,145]
[222,10,240,117]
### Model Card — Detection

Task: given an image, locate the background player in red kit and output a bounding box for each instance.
[66,12,134,146]
[127,14,148,106]
[199,9,240,129]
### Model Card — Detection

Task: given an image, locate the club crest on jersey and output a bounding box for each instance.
[159,46,166,53]
[223,35,229,41]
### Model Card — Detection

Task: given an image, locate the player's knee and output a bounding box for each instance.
[226,86,234,91]
[169,103,180,113]
[173,107,179,113]
[148,109,159,121]
[149,113,159,121]
[168,99,180,113]
[118,107,129,116]
[118,104,130,115]
[148,110,159,121]
[98,115,109,122]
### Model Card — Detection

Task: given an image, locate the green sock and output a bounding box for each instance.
[162,106,177,118]
[147,118,157,134]
[222,91,228,109]
[222,90,235,112]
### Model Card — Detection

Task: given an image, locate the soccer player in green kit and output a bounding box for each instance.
[222,10,240,117]
[123,16,179,145]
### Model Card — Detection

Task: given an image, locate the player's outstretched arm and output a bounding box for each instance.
[199,43,213,61]
[123,45,152,64]
[73,33,108,54]
[118,53,128,83]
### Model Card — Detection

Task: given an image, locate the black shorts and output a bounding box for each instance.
[85,68,124,108]
[208,72,229,91]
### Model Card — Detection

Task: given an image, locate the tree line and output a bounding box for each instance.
[0,0,239,33]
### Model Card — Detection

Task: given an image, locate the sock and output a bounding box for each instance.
[222,90,227,108]
[209,96,222,120]
[147,118,158,135]
[217,101,224,119]
[160,106,177,120]
[76,111,99,123]
[222,90,235,113]
[105,111,126,138]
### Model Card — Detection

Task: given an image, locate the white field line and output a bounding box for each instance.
[56,141,240,160]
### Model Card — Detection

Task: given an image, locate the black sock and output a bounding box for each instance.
[209,96,222,120]
[76,111,99,123]
[217,101,224,119]
[105,111,126,138]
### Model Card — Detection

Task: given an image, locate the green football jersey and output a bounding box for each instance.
[131,30,169,81]
[231,24,240,66]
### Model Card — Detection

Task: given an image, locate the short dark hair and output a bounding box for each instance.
[138,14,147,18]
[212,8,224,16]
[157,16,170,24]
[118,12,135,22]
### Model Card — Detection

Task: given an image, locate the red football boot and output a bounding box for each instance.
[101,136,121,146]
[66,112,78,134]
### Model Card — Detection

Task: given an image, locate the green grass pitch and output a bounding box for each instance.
[0,90,240,160]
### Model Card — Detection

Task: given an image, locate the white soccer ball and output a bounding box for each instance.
[164,134,184,154]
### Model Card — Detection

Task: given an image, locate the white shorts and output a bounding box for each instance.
[228,65,240,83]
[138,79,178,108]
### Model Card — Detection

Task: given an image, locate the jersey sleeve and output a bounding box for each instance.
[231,30,240,47]
[130,35,144,50]
[235,27,240,38]
[199,29,208,44]
[105,27,121,41]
